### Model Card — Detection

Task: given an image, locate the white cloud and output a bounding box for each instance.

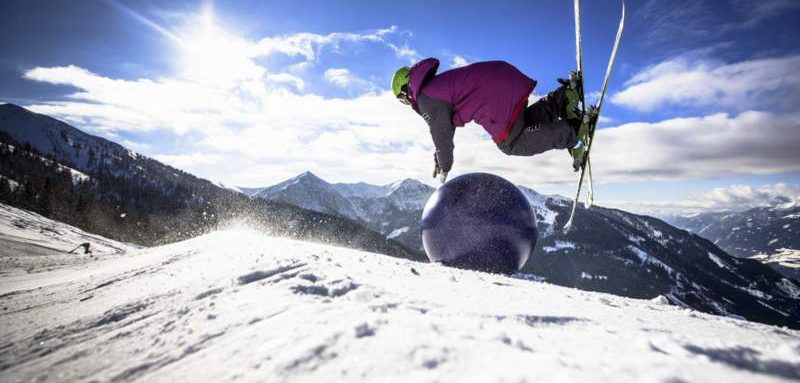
[23,64,432,186]
[324,68,354,87]
[729,0,800,29]
[386,42,420,63]
[21,15,798,192]
[635,0,798,46]
[323,68,374,92]
[265,73,305,91]
[19,20,431,186]
[592,111,800,182]
[153,153,224,168]
[602,183,800,215]
[690,183,800,210]
[611,55,800,111]
[450,55,469,68]
[253,26,400,62]
[23,62,800,189]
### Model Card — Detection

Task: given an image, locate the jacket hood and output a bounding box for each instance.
[407,57,440,104]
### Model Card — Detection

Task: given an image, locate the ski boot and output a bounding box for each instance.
[568,107,594,171]
[558,71,583,122]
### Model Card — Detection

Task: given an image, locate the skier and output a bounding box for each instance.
[391,57,588,183]
[67,242,92,255]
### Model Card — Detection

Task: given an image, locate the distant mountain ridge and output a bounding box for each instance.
[666,199,800,257]
[246,171,436,248]
[249,171,800,329]
[0,103,419,259]
[665,200,800,281]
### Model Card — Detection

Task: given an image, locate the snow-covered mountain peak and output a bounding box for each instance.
[253,172,362,221]
[387,178,426,193]
[264,171,333,193]
[385,178,435,211]
[515,185,565,233]
[2,228,798,382]
[288,171,326,185]
[772,196,799,211]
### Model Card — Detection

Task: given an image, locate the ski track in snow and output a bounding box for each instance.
[1,228,800,382]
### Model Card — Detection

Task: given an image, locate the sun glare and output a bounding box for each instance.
[177,4,263,87]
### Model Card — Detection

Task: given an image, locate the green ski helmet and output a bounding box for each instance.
[392,66,411,103]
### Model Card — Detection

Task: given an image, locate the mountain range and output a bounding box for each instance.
[249,172,435,248]
[244,172,800,329]
[242,172,800,327]
[665,201,800,280]
[0,103,798,329]
[0,103,418,259]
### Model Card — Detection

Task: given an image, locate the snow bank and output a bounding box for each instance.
[0,203,134,277]
[1,229,798,382]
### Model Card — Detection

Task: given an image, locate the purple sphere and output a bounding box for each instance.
[420,173,538,274]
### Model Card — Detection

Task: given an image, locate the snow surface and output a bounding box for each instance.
[517,186,563,236]
[2,227,799,382]
[708,252,734,272]
[386,226,409,239]
[0,203,134,277]
[627,245,675,275]
[542,240,576,253]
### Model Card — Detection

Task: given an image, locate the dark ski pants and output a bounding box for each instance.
[496,86,577,156]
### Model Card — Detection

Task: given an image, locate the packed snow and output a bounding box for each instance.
[386,226,410,239]
[517,186,562,235]
[1,226,799,382]
[0,203,134,278]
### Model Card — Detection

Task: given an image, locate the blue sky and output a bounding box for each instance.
[1,0,799,214]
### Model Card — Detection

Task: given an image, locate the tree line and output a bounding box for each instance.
[0,133,422,260]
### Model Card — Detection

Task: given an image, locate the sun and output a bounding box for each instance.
[176,5,264,87]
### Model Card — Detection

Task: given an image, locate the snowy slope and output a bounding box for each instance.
[0,203,134,277]
[1,229,798,382]
[752,248,800,281]
[246,173,800,329]
[0,103,139,173]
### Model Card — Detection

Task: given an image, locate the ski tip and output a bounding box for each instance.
[562,221,573,234]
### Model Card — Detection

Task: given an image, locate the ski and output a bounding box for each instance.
[563,0,625,233]
[586,156,594,208]
[574,0,586,119]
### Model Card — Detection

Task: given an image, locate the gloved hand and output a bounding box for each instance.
[432,156,448,183]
